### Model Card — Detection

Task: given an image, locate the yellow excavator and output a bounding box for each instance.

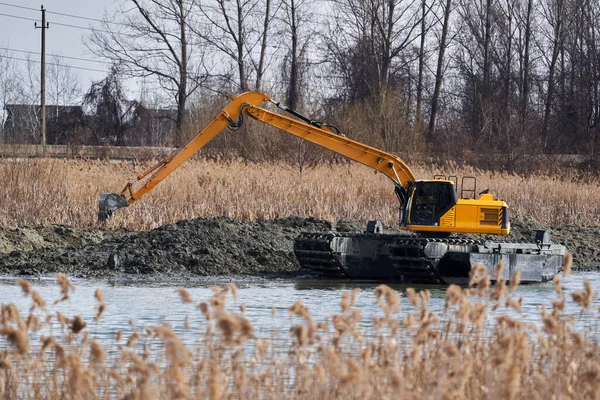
[98,92,509,236]
[98,91,566,284]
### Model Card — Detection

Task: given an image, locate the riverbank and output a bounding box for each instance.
[0,216,595,278]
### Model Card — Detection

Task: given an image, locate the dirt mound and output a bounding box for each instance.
[0,217,332,277]
[0,225,129,254]
[0,215,597,278]
[335,219,364,233]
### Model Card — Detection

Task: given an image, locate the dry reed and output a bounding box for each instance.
[0,270,598,399]
[0,158,599,230]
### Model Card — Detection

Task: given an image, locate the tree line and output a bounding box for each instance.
[3,0,600,171]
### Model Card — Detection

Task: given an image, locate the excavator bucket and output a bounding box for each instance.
[98,193,129,223]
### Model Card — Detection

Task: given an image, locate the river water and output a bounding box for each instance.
[1,271,599,347]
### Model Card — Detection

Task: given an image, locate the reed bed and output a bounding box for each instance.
[0,259,598,399]
[0,158,599,229]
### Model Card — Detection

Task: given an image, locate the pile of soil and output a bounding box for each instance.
[0,216,597,278]
[0,217,332,277]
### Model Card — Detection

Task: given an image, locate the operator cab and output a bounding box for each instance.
[398,177,509,236]
[400,180,458,227]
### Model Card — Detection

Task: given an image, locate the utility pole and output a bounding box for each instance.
[35,5,49,155]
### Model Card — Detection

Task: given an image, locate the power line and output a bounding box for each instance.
[0,1,37,12]
[5,54,181,78]
[0,46,109,65]
[0,1,334,22]
[49,20,113,34]
[47,10,127,26]
[0,11,137,37]
[5,56,107,73]
[0,8,332,56]
[0,2,333,40]
[0,11,36,23]
[0,5,341,79]
[0,1,128,26]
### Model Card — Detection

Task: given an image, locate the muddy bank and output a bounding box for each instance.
[0,216,597,278]
[0,217,332,277]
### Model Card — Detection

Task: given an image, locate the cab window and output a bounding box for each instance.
[411,182,455,225]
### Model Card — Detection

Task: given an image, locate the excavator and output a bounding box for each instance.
[98,92,565,284]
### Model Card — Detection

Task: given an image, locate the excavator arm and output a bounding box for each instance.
[98,92,416,222]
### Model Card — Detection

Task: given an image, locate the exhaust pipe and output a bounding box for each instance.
[98,193,129,223]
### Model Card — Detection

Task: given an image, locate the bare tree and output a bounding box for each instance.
[9,57,42,144]
[256,0,274,91]
[482,0,493,87]
[551,0,600,156]
[427,0,453,138]
[88,0,212,146]
[46,56,81,111]
[540,0,569,150]
[83,67,135,146]
[193,0,278,92]
[414,0,433,131]
[324,0,422,101]
[453,0,507,150]
[519,0,534,121]
[280,0,316,109]
[0,48,22,142]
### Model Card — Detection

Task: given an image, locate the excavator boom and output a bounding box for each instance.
[243,104,415,187]
[98,92,415,221]
[98,91,509,236]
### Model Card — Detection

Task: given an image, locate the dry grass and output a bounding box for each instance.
[1,267,599,399]
[0,158,599,229]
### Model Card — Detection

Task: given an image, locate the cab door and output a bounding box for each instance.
[408,181,457,227]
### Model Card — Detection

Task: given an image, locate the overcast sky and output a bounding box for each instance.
[0,0,118,94]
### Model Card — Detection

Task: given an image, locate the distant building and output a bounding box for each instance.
[129,103,176,147]
[1,103,177,147]
[2,104,87,145]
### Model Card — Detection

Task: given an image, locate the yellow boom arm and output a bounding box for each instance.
[98,92,415,221]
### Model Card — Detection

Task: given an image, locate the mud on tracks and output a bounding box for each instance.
[0,216,597,278]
